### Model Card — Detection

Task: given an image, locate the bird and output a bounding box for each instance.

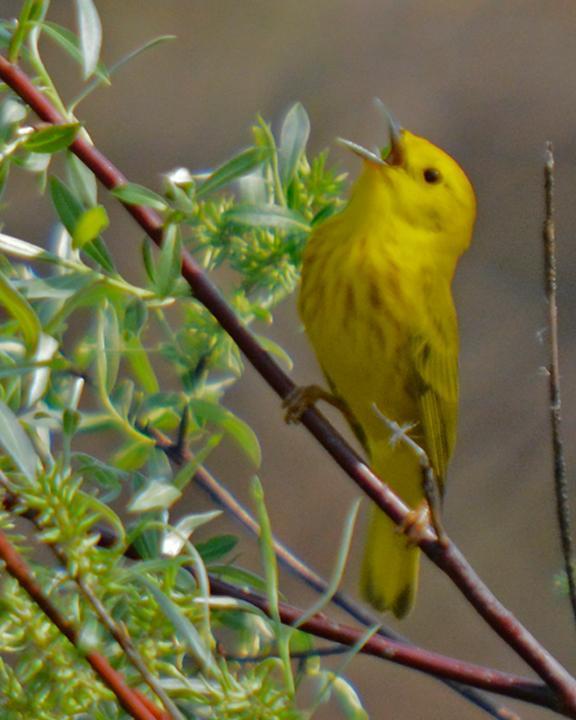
[293,104,476,617]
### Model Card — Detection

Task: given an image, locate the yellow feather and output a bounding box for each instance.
[299,128,476,617]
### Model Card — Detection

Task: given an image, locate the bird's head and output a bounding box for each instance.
[338,101,477,258]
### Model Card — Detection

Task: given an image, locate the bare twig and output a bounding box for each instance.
[0,481,555,714]
[0,469,179,719]
[1,54,576,713]
[0,530,163,720]
[206,575,557,712]
[150,425,516,720]
[542,142,576,625]
[64,556,182,720]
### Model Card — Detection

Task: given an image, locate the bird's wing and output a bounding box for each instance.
[410,315,459,495]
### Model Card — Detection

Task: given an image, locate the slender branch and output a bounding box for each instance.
[542,142,576,625]
[0,530,163,720]
[206,575,557,712]
[0,472,177,717]
[222,644,352,663]
[0,483,557,714]
[150,425,519,720]
[58,552,182,720]
[1,54,576,713]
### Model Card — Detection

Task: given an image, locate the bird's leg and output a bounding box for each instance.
[420,464,447,542]
[283,384,355,425]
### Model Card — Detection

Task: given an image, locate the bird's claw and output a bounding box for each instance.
[283,385,325,424]
[397,501,431,547]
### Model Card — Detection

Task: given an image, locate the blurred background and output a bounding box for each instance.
[3,1,576,718]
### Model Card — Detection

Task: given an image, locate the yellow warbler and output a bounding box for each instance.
[297,110,476,617]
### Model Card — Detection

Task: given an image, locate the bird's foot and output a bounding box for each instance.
[283,384,349,424]
[398,501,431,547]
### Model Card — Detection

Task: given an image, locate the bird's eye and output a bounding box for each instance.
[423,168,442,184]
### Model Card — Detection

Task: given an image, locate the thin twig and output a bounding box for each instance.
[542,142,576,625]
[1,54,576,713]
[222,644,352,663]
[149,425,518,720]
[67,559,182,720]
[0,530,162,720]
[0,481,555,714]
[205,575,557,712]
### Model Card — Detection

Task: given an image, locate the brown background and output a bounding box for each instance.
[3,1,576,718]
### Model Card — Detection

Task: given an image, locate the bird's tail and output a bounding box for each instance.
[360,505,420,619]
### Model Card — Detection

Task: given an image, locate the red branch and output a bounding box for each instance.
[1,54,575,715]
[5,486,541,716]
[206,575,557,712]
[0,530,164,720]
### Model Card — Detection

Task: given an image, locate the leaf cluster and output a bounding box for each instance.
[0,3,362,719]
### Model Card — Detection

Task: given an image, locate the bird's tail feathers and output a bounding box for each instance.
[360,505,420,618]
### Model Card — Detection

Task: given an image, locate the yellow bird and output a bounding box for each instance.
[296,107,476,617]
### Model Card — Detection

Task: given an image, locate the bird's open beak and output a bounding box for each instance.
[335,137,385,165]
[336,98,404,167]
[374,98,404,166]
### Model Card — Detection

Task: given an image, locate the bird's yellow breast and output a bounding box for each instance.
[299,219,425,440]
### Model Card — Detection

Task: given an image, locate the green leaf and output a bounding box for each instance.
[156,225,182,297]
[124,299,147,335]
[0,98,27,138]
[63,408,80,436]
[225,204,310,232]
[255,334,293,371]
[331,675,369,720]
[44,280,110,335]
[123,335,159,394]
[49,175,83,235]
[251,476,294,693]
[23,123,80,154]
[141,237,156,283]
[101,302,120,393]
[66,151,97,206]
[0,269,41,353]
[162,511,222,556]
[111,439,153,471]
[83,236,115,272]
[69,35,177,111]
[188,399,261,466]
[111,182,168,211]
[128,480,181,512]
[279,102,310,187]
[72,205,109,248]
[27,333,58,405]
[0,400,39,480]
[82,492,126,547]
[208,564,267,593]
[141,579,219,676]
[75,0,102,79]
[42,22,109,82]
[0,160,9,201]
[0,231,58,262]
[196,147,268,199]
[171,435,221,492]
[50,177,114,271]
[195,535,238,564]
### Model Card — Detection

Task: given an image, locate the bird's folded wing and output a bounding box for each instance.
[410,325,459,495]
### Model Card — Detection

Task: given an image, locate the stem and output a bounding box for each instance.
[1,53,576,714]
[207,575,559,713]
[0,483,556,715]
[0,530,161,720]
[148,426,517,720]
[542,142,576,625]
